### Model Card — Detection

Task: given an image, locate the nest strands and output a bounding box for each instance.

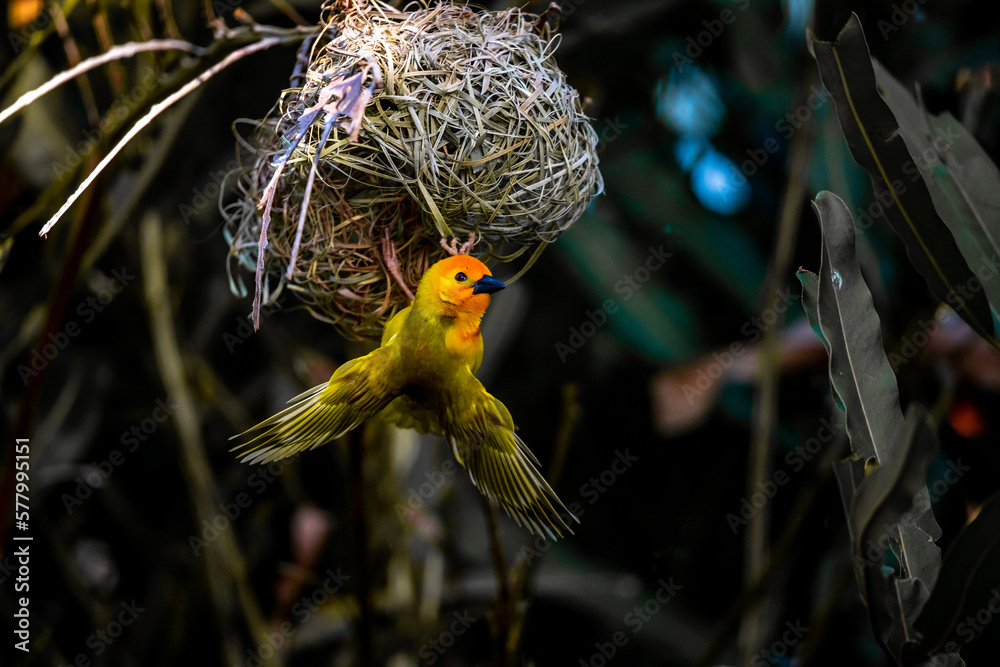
[225,0,603,339]
[225,123,434,338]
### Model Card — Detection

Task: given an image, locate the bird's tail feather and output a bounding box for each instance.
[455,428,578,541]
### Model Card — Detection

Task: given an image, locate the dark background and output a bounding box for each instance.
[2,0,999,665]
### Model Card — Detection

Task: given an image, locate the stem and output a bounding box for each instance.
[738,69,815,666]
[480,494,512,667]
[140,212,276,667]
[350,428,373,667]
[1,166,99,551]
[697,466,835,666]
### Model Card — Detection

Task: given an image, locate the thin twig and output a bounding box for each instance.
[81,89,201,272]
[285,119,335,280]
[698,449,842,666]
[737,70,815,666]
[546,382,580,489]
[268,0,310,25]
[480,494,512,667]
[0,40,203,126]
[139,212,277,667]
[39,35,286,237]
[349,428,374,667]
[0,164,100,550]
[52,3,100,127]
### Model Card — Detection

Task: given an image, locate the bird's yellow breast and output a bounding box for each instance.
[383,303,483,384]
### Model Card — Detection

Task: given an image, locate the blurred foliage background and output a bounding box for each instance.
[2,0,1000,665]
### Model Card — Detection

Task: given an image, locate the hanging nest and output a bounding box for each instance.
[224,0,603,339]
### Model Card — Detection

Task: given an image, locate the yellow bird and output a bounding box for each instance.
[231,249,576,539]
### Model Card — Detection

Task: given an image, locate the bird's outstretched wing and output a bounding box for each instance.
[231,349,398,464]
[444,372,578,540]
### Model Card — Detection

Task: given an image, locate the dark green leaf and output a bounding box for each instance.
[812,190,903,463]
[912,491,1000,658]
[835,457,867,540]
[810,14,999,350]
[809,190,945,662]
[850,404,942,660]
[796,269,826,349]
[873,60,1000,331]
[797,268,844,412]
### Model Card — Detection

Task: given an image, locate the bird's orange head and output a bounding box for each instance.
[417,254,505,320]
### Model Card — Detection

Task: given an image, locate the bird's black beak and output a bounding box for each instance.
[472,275,506,295]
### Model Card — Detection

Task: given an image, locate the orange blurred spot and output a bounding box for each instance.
[9,0,45,30]
[948,400,987,439]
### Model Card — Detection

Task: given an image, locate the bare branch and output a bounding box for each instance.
[0,39,204,127]
[39,36,283,237]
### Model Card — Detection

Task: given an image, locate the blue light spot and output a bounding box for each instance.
[655,66,725,137]
[674,134,708,173]
[690,146,751,216]
[782,0,813,39]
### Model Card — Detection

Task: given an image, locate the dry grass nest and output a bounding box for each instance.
[224,0,603,339]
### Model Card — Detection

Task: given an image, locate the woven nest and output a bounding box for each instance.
[224,0,603,339]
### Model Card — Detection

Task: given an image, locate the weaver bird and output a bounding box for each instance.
[231,245,576,539]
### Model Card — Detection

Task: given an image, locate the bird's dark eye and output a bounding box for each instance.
[455,272,467,282]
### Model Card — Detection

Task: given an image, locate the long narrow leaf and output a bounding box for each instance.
[809,191,945,663]
[797,269,827,352]
[913,491,1000,658]
[873,61,1000,331]
[810,14,998,350]
[798,268,844,412]
[813,190,903,463]
[850,405,942,660]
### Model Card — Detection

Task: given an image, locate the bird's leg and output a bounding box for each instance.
[439,232,476,256]
[382,232,416,301]
[458,232,476,256]
[439,236,460,256]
